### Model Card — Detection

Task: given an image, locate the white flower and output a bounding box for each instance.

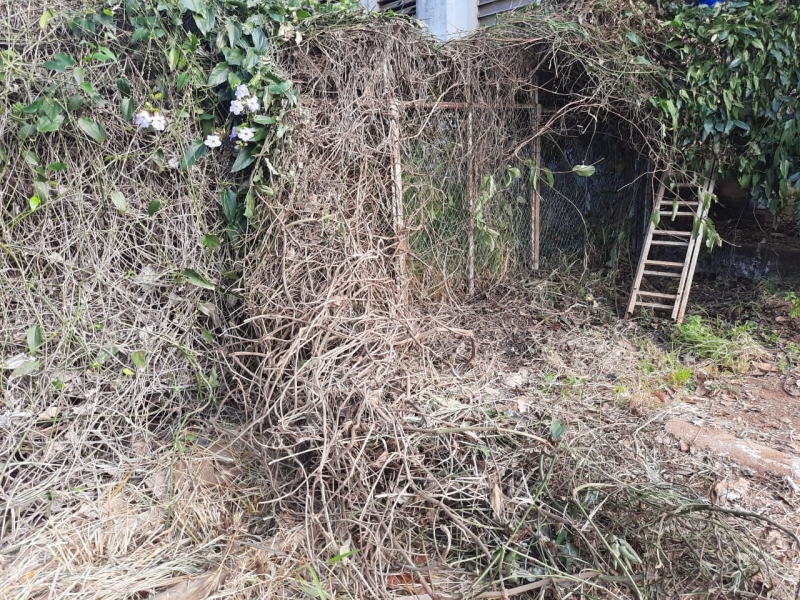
[237,127,255,142]
[204,134,222,148]
[167,157,180,169]
[245,96,260,112]
[230,99,244,116]
[150,113,167,131]
[134,111,151,128]
[235,84,250,100]
[229,127,237,140]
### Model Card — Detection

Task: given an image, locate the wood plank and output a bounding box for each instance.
[643,270,682,278]
[652,230,692,236]
[651,240,690,247]
[635,301,674,310]
[637,291,678,299]
[645,260,684,267]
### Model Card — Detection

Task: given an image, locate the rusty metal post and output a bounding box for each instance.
[389,101,408,296]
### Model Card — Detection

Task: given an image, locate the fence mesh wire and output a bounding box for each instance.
[401,108,650,296]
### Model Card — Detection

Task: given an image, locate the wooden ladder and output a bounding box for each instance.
[626,172,715,324]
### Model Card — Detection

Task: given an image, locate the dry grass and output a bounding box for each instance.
[2,3,799,600]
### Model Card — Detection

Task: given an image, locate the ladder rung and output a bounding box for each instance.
[643,270,682,278]
[635,301,675,310]
[667,212,696,217]
[660,200,699,205]
[651,240,690,247]
[637,291,678,299]
[652,230,692,236]
[645,260,684,267]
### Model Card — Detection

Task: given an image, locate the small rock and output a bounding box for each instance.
[680,440,690,452]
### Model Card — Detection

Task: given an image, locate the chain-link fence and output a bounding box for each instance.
[401,106,651,296]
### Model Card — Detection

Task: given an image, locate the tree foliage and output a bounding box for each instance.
[655,0,800,220]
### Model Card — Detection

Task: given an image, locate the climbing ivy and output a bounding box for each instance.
[657,0,800,221]
[7,0,359,236]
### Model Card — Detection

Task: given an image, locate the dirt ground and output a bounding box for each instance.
[3,277,799,599]
[456,279,800,597]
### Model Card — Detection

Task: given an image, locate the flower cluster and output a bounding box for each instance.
[134,111,167,131]
[205,83,261,150]
[229,84,259,115]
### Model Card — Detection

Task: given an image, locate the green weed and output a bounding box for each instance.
[673,316,764,371]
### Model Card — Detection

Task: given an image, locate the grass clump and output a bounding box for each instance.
[672,315,765,372]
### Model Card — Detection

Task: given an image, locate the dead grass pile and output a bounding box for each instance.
[2,3,798,599]
[233,19,798,599]
[0,0,254,596]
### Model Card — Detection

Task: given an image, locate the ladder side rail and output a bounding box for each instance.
[626,178,667,317]
[675,178,714,322]
[670,181,706,320]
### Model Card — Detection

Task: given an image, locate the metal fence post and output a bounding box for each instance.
[389,101,408,296]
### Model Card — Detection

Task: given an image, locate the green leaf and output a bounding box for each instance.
[41,98,63,121]
[226,19,241,47]
[180,0,203,12]
[23,150,40,166]
[251,27,267,53]
[202,233,221,250]
[176,71,191,91]
[572,164,596,177]
[221,187,238,223]
[167,46,181,70]
[67,94,84,112]
[244,189,255,218]
[253,115,275,125]
[117,78,131,97]
[121,97,134,121]
[110,191,127,214]
[43,52,75,71]
[77,117,106,143]
[541,167,555,188]
[17,124,36,141]
[549,418,567,441]
[131,28,149,43]
[47,162,66,171]
[651,210,661,226]
[207,62,229,86]
[626,31,641,46]
[183,268,215,290]
[231,148,255,173]
[147,199,161,216]
[180,139,208,170]
[11,360,40,378]
[22,99,44,114]
[29,196,41,211]
[94,345,118,367]
[36,113,65,133]
[39,7,55,29]
[326,549,359,565]
[268,80,292,95]
[193,7,216,35]
[131,350,146,369]
[27,325,43,353]
[90,46,116,62]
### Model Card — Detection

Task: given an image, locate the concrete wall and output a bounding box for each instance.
[360,0,478,39]
[416,0,478,39]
